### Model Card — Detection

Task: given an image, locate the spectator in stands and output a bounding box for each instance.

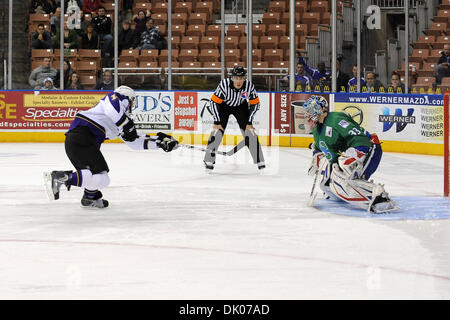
[92,6,113,57]
[95,70,115,90]
[347,65,366,91]
[82,0,102,14]
[29,57,58,88]
[408,64,419,88]
[36,77,58,90]
[298,56,331,89]
[64,0,82,14]
[280,62,312,91]
[67,72,85,90]
[387,71,405,93]
[118,20,136,53]
[133,10,151,39]
[65,0,83,35]
[435,44,450,85]
[80,11,92,36]
[55,59,74,89]
[81,23,99,49]
[122,0,134,22]
[50,7,61,35]
[336,59,350,92]
[30,0,57,14]
[31,24,53,49]
[54,27,79,49]
[134,18,165,51]
[365,72,384,92]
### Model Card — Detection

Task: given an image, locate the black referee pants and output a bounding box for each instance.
[204,104,264,165]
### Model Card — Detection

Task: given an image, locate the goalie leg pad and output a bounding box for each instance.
[317,158,339,200]
[329,164,397,212]
[329,163,373,210]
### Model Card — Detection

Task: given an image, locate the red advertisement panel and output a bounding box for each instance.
[0,91,104,130]
[174,91,197,131]
[273,92,291,134]
[273,92,330,134]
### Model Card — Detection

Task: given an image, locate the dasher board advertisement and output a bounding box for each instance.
[333,93,444,144]
[0,91,103,131]
[196,91,270,136]
[272,92,330,135]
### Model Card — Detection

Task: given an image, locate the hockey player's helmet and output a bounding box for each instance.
[115,85,136,114]
[115,85,136,104]
[303,95,328,122]
[231,66,247,77]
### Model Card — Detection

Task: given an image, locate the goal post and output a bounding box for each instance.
[445,91,450,197]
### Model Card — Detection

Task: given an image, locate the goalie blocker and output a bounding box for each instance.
[303,96,397,213]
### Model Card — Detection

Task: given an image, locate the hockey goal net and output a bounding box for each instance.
[445,91,450,197]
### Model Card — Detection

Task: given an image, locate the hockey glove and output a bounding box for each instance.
[156,132,179,152]
[337,147,367,179]
[121,118,138,142]
[308,150,324,176]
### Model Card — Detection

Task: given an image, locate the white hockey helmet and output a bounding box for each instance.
[114,85,136,115]
[115,85,136,103]
[303,95,328,122]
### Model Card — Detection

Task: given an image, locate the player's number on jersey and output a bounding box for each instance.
[348,128,361,136]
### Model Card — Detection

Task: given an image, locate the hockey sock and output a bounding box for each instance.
[70,170,82,187]
[79,169,111,190]
[244,130,265,164]
[204,129,224,164]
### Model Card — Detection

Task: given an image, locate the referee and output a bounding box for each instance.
[204,66,265,171]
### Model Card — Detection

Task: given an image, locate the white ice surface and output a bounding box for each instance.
[0,142,449,299]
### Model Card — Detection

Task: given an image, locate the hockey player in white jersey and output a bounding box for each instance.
[44,86,178,208]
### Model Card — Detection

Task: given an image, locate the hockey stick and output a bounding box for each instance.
[178,138,246,156]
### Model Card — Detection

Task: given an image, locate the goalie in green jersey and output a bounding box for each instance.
[303,96,397,213]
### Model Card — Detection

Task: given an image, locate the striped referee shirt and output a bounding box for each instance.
[210,78,260,125]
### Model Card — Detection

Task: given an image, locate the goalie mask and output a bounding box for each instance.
[115,85,136,116]
[303,96,328,130]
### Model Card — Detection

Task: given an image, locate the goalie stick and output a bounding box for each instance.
[307,158,328,207]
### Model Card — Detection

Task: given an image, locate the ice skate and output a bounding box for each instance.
[81,190,109,209]
[43,170,72,200]
[204,160,214,173]
[369,184,398,213]
[257,161,266,174]
[257,161,266,170]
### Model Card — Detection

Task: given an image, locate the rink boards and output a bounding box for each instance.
[0,90,445,155]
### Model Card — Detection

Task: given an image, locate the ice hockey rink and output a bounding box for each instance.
[0,142,449,300]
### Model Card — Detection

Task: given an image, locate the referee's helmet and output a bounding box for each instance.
[231,66,247,77]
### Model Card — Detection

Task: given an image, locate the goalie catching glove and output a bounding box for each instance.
[153,132,179,152]
[308,150,325,176]
[337,147,367,179]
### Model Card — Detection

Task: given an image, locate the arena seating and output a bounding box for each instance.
[27,0,449,92]
[405,4,450,93]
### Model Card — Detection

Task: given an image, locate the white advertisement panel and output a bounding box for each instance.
[196,91,270,136]
[133,91,174,131]
[333,93,445,144]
